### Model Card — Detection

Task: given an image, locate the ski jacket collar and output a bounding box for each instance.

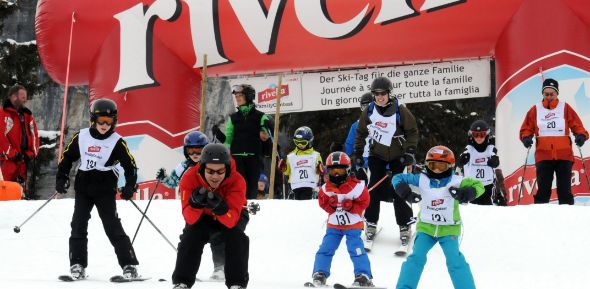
[2,98,32,115]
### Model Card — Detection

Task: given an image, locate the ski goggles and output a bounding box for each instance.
[470,131,488,138]
[186,147,203,156]
[96,116,114,126]
[372,90,389,96]
[204,167,226,176]
[328,166,348,176]
[425,160,452,172]
[293,139,309,147]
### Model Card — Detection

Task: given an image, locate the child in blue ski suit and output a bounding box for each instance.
[311,152,373,287]
[392,145,484,289]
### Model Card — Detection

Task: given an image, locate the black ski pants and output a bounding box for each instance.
[172,213,249,288]
[69,191,138,268]
[234,155,260,200]
[364,156,414,226]
[534,160,574,205]
[293,187,313,200]
[471,184,494,205]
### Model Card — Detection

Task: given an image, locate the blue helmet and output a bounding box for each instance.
[184,131,209,158]
[293,126,314,149]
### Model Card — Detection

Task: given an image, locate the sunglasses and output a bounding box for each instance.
[96,116,114,126]
[543,92,556,97]
[328,167,347,176]
[426,161,452,172]
[186,147,203,156]
[204,167,226,176]
[471,131,488,138]
[372,91,388,96]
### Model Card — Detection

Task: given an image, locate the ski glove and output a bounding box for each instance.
[12,152,24,162]
[328,195,338,209]
[278,159,287,173]
[55,176,70,194]
[522,136,533,148]
[156,168,166,181]
[353,155,364,168]
[205,192,229,215]
[342,198,354,211]
[449,186,477,203]
[120,184,137,200]
[575,134,586,147]
[212,125,226,143]
[395,183,422,203]
[458,153,470,167]
[189,187,209,208]
[487,155,500,168]
[400,147,417,166]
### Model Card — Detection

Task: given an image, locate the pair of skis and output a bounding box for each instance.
[58,274,150,283]
[362,227,412,256]
[304,282,386,289]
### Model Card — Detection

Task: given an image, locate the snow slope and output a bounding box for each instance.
[1,199,589,289]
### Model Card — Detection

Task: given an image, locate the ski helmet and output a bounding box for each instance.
[293,126,314,149]
[360,92,372,111]
[198,143,232,177]
[326,151,351,186]
[183,131,209,159]
[232,84,256,103]
[469,120,491,138]
[90,98,118,128]
[425,145,455,179]
[370,77,393,93]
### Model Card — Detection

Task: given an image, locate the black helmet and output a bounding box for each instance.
[90,98,118,127]
[232,84,256,103]
[370,77,393,93]
[199,143,231,176]
[360,92,372,110]
[469,120,490,134]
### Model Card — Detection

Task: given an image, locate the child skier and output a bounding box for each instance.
[157,131,227,281]
[310,151,373,287]
[281,126,323,200]
[55,98,140,280]
[392,145,484,289]
[458,120,500,205]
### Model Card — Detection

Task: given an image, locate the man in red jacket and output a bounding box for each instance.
[520,78,589,204]
[0,85,39,198]
[171,143,249,289]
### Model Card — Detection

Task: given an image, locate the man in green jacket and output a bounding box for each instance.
[354,76,419,246]
[223,84,271,199]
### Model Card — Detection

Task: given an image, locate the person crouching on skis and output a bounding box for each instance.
[56,98,140,280]
[171,143,249,289]
[311,151,374,287]
[392,145,483,289]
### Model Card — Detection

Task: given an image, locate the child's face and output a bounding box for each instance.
[473,135,486,144]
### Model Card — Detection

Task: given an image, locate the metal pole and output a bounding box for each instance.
[13,192,59,233]
[517,147,531,205]
[578,146,590,192]
[199,54,208,133]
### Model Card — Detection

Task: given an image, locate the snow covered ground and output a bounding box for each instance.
[1,199,589,289]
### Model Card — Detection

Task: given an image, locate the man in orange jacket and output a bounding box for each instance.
[171,143,249,289]
[520,78,589,204]
[0,85,39,198]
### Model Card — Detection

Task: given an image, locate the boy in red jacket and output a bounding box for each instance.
[171,144,249,289]
[310,152,373,287]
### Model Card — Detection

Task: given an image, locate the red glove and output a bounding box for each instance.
[328,195,338,209]
[278,159,286,173]
[342,199,353,211]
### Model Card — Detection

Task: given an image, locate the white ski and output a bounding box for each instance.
[361,226,382,252]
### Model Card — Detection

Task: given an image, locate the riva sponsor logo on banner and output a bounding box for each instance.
[230,59,490,114]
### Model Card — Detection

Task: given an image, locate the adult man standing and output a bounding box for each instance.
[354,77,419,247]
[0,85,39,199]
[520,78,588,204]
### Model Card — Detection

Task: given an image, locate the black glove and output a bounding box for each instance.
[212,125,226,143]
[487,155,500,168]
[522,136,533,148]
[189,187,209,208]
[353,154,365,168]
[449,186,477,203]
[55,176,70,194]
[205,192,229,215]
[575,134,586,147]
[120,183,137,200]
[156,168,166,181]
[400,147,416,166]
[12,152,24,161]
[458,153,470,167]
[395,183,422,203]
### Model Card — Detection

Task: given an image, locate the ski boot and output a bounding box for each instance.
[365,222,378,241]
[399,225,412,246]
[312,271,327,286]
[352,273,374,287]
[172,283,189,289]
[70,264,86,280]
[122,264,139,279]
[209,265,225,281]
[229,286,246,289]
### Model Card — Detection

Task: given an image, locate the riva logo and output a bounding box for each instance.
[475,157,486,164]
[114,0,465,91]
[296,159,308,166]
[431,199,444,206]
[88,146,101,153]
[258,85,289,103]
[544,112,555,119]
[375,121,388,128]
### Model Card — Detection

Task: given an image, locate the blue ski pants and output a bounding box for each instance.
[396,232,475,289]
[312,228,372,278]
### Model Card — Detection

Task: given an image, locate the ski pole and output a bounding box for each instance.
[517,147,531,205]
[577,146,590,192]
[131,179,161,245]
[129,199,177,251]
[13,191,59,233]
[368,171,393,192]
